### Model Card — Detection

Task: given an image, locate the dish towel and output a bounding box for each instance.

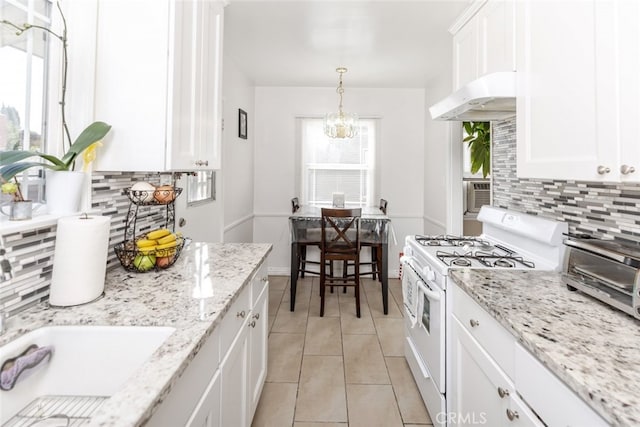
[1,344,53,390]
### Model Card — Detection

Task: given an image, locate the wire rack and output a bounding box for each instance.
[3,395,108,426]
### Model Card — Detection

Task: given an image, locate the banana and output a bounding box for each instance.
[156,240,178,250]
[157,233,177,245]
[136,239,158,248]
[147,228,171,240]
[138,245,158,255]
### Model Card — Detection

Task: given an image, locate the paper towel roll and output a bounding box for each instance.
[49,214,111,307]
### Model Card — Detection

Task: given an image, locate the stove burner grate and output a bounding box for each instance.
[415,235,493,248]
[435,249,536,269]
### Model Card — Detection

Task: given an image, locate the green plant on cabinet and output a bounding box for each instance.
[463,121,490,178]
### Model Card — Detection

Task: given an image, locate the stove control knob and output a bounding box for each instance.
[421,266,435,281]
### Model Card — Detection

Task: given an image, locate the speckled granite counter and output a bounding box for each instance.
[0,242,272,427]
[449,269,640,427]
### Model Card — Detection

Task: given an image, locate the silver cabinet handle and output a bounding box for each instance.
[237,310,246,318]
[621,164,636,175]
[252,313,260,320]
[497,387,510,398]
[261,276,268,282]
[248,320,256,328]
[469,319,480,328]
[506,409,519,421]
[203,160,209,166]
[597,165,611,175]
[195,160,202,166]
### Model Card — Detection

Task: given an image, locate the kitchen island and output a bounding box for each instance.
[450,269,640,427]
[0,242,271,427]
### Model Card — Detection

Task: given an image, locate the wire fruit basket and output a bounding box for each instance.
[115,236,187,272]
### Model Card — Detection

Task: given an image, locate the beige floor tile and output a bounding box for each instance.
[308,280,341,318]
[294,423,348,427]
[304,316,342,355]
[374,317,405,357]
[266,333,305,382]
[272,292,310,334]
[282,276,314,302]
[364,279,403,318]
[346,384,404,427]
[404,424,433,427]
[268,275,289,291]
[388,278,404,308]
[269,293,284,319]
[268,315,276,333]
[339,298,376,335]
[386,357,432,425]
[251,382,298,427]
[343,334,390,384]
[295,355,347,422]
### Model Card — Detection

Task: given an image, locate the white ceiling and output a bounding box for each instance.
[224,0,470,88]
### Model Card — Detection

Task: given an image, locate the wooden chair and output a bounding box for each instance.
[291,197,321,278]
[360,198,387,281]
[320,208,362,317]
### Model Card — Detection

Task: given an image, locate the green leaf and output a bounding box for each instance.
[0,162,57,182]
[60,121,112,167]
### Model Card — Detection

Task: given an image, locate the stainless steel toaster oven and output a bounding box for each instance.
[563,237,640,320]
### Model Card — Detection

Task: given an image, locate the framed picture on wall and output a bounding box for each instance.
[239,109,248,139]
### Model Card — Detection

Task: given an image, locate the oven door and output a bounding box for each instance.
[403,262,446,393]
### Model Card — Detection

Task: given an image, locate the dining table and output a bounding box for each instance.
[289,205,391,314]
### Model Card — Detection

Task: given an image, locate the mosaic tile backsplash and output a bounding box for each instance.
[492,117,640,245]
[1,172,169,316]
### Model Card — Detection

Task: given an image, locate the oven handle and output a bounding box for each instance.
[417,280,441,302]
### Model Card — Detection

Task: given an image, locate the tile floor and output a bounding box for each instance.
[251,275,433,427]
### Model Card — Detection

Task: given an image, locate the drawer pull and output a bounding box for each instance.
[248,320,256,328]
[497,387,510,398]
[261,276,268,282]
[469,319,480,328]
[237,310,246,318]
[506,409,519,421]
[252,313,260,320]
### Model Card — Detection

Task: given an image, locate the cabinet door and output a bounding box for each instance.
[94,0,170,172]
[450,315,513,427]
[248,281,269,420]
[478,0,515,75]
[616,0,640,182]
[453,19,479,90]
[220,321,249,427]
[516,0,617,180]
[186,370,221,427]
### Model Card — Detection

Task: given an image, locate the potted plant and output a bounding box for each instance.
[0,178,32,220]
[0,2,111,214]
[463,121,490,178]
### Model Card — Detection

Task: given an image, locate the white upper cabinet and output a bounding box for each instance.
[94,0,223,172]
[516,0,640,182]
[452,0,515,90]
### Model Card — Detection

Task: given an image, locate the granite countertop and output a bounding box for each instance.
[449,269,640,427]
[1,242,272,427]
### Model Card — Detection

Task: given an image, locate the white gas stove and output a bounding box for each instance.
[401,206,568,427]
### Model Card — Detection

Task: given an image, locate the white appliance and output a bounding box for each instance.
[401,206,568,427]
[429,72,516,121]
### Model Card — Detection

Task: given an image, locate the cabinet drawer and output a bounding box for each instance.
[452,284,516,379]
[220,284,251,355]
[251,263,268,306]
[515,344,609,427]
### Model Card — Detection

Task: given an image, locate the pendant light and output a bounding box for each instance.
[324,67,359,139]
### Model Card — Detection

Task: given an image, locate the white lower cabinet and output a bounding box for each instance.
[450,283,607,427]
[450,316,543,427]
[248,277,269,419]
[148,260,269,427]
[220,320,250,427]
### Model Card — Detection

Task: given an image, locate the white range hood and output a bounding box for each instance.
[429,71,516,121]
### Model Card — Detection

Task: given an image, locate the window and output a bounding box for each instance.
[186,171,215,205]
[300,118,377,206]
[0,0,52,201]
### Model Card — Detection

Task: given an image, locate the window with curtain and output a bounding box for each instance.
[0,0,52,202]
[300,118,377,206]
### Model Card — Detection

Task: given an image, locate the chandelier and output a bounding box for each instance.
[324,67,359,139]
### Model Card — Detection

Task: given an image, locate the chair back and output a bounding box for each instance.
[379,198,388,214]
[321,208,362,259]
[291,197,300,213]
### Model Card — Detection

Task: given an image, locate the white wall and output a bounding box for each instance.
[253,87,425,275]
[423,73,453,236]
[222,55,255,243]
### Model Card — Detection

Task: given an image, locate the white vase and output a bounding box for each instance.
[46,170,86,214]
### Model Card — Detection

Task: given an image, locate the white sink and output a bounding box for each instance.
[0,325,175,424]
